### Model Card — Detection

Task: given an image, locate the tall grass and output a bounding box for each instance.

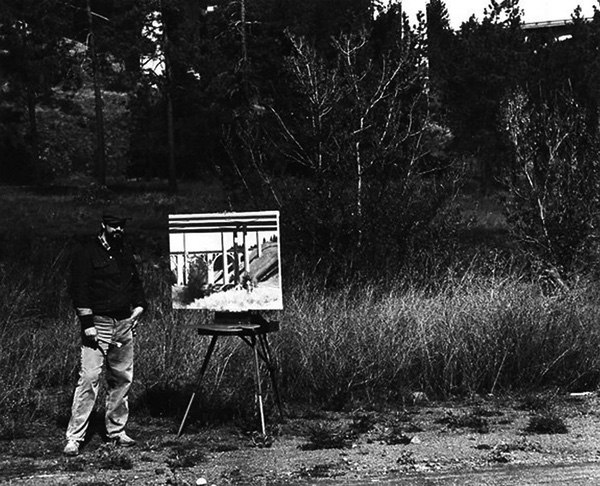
[2,235,600,428]
[0,237,79,428]
[279,272,600,404]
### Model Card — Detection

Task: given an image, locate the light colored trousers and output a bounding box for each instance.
[66,315,134,442]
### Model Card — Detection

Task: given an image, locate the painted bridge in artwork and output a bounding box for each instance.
[168,211,280,288]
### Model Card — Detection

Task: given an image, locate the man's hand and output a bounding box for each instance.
[83,326,98,347]
[129,306,144,335]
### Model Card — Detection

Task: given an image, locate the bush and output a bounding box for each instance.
[525,412,568,434]
[502,89,600,273]
[181,255,209,304]
[166,441,207,468]
[99,449,134,470]
[302,422,353,450]
[436,410,490,434]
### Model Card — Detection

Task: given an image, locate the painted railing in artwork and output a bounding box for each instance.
[169,212,279,288]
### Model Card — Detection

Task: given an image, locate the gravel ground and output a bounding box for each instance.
[2,392,600,485]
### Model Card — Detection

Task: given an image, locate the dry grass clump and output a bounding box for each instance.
[436,410,490,434]
[525,411,568,434]
[166,442,207,468]
[0,240,78,432]
[278,272,600,403]
[302,421,354,450]
[98,448,134,470]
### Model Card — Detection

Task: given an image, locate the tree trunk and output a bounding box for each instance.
[166,86,177,193]
[25,86,39,174]
[240,0,249,98]
[87,0,106,186]
[162,2,177,193]
[355,115,365,248]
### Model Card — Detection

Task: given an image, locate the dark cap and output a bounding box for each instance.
[102,208,130,227]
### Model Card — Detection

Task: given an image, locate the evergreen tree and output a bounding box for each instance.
[426,0,452,86]
[0,0,73,182]
[440,0,526,191]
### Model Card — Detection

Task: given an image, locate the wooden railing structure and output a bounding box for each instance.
[170,250,239,286]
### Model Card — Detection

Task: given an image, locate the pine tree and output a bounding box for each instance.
[0,0,73,182]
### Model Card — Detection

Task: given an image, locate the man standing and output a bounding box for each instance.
[64,210,147,456]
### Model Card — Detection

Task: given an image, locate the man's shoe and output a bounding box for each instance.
[63,440,80,456]
[112,432,136,447]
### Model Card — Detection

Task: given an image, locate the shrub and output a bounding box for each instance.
[436,411,489,434]
[182,255,209,304]
[99,449,134,470]
[166,442,207,468]
[302,422,353,450]
[502,89,600,273]
[525,412,568,434]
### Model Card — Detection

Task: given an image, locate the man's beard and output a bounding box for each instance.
[106,231,124,249]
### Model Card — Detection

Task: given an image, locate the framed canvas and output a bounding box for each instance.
[169,211,283,311]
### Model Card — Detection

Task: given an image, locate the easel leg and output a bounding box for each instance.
[258,334,285,420]
[177,335,219,437]
[252,336,267,436]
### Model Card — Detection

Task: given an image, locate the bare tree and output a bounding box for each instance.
[333,30,429,244]
[269,33,343,180]
[502,88,600,272]
[271,27,435,247]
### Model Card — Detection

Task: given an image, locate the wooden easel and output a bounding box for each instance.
[177,311,284,437]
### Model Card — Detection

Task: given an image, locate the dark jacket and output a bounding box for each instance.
[70,235,147,321]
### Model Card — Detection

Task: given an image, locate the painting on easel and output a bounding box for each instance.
[169,211,283,311]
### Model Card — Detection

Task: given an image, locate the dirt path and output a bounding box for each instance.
[2,393,600,485]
